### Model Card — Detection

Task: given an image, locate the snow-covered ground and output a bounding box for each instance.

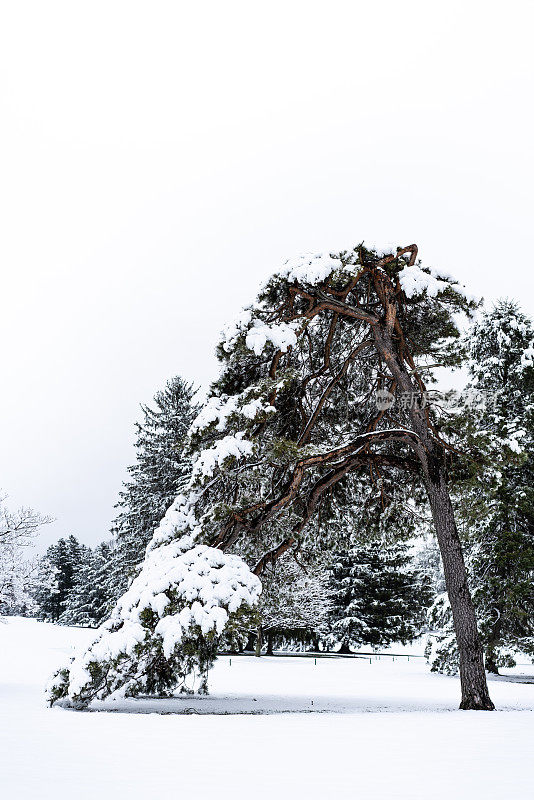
[1,618,533,799]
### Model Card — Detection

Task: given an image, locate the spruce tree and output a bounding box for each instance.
[91,542,116,624]
[35,536,89,622]
[468,300,534,671]
[110,376,198,596]
[430,301,534,673]
[328,541,431,652]
[59,542,115,627]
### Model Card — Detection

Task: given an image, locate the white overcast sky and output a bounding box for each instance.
[1,0,533,551]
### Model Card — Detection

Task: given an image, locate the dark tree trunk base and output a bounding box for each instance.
[459,696,496,711]
[423,455,495,711]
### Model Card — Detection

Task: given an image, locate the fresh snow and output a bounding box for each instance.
[2,617,534,799]
[245,320,298,356]
[278,252,343,285]
[399,263,479,303]
[191,432,254,479]
[399,264,449,298]
[57,539,260,703]
[219,311,298,357]
[147,493,201,549]
[189,394,276,436]
[190,395,241,434]
[220,308,253,353]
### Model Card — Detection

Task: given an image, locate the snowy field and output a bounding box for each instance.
[1,618,534,799]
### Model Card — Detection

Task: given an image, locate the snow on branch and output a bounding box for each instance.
[399,263,479,303]
[278,252,344,285]
[189,393,276,437]
[191,433,254,480]
[47,536,260,708]
[147,494,201,551]
[245,320,298,356]
[220,311,299,357]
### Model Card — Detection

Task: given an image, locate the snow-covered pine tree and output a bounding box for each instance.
[35,535,90,622]
[90,542,116,624]
[49,243,494,710]
[110,376,198,597]
[327,540,431,653]
[428,300,534,674]
[59,542,115,627]
[47,517,260,707]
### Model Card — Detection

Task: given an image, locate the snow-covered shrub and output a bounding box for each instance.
[47,527,260,708]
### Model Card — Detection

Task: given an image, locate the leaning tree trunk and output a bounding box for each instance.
[422,450,495,709]
[372,322,494,710]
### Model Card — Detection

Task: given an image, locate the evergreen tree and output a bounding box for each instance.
[429,301,534,673]
[35,535,89,622]
[110,376,198,597]
[91,542,116,624]
[59,542,115,627]
[327,540,431,652]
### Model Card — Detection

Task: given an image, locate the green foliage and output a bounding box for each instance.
[34,535,90,622]
[328,540,432,651]
[110,376,198,598]
[35,538,115,628]
[429,300,534,673]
